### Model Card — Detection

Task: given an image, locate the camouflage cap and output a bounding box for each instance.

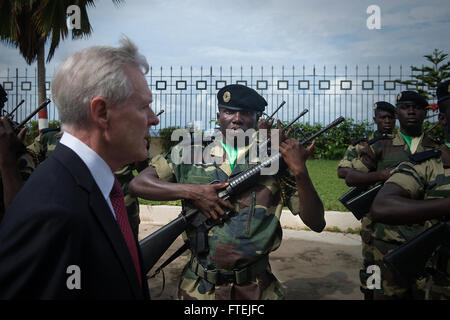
[217,84,267,112]
[436,80,450,107]
[374,101,396,114]
[396,91,428,109]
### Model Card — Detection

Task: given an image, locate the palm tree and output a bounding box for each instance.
[0,0,122,129]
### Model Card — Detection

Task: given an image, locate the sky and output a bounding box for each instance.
[1,0,449,72]
[0,0,449,130]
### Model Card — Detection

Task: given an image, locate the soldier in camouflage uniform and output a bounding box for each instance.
[26,127,145,238]
[337,101,396,300]
[355,91,439,299]
[372,80,450,299]
[130,84,325,300]
[0,117,35,221]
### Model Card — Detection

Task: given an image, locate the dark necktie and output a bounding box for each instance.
[110,178,142,286]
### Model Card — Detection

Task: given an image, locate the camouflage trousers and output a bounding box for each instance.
[372,238,427,300]
[360,217,427,300]
[177,259,285,300]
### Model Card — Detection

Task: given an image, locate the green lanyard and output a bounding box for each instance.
[221,141,238,171]
[445,142,450,149]
[400,132,413,150]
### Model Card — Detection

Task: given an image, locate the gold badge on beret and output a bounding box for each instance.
[374,103,378,110]
[397,93,402,101]
[223,91,231,103]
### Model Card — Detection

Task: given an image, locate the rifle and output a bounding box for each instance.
[383,221,448,282]
[338,133,393,219]
[339,184,383,220]
[263,101,286,120]
[5,99,25,119]
[139,116,345,275]
[11,99,51,133]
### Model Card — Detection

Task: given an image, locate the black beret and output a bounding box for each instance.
[374,101,396,114]
[396,91,428,109]
[436,80,450,105]
[217,84,267,112]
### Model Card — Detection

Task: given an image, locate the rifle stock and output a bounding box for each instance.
[139,116,345,274]
[340,184,382,220]
[383,222,448,282]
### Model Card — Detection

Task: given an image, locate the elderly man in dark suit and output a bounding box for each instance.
[0,36,159,299]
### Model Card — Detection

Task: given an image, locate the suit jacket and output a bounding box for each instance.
[0,143,150,299]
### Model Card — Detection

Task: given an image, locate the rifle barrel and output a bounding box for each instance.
[156,109,165,117]
[283,109,308,131]
[16,99,51,129]
[6,99,25,118]
[300,116,345,144]
[268,101,286,119]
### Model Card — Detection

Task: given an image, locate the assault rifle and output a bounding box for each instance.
[5,99,25,119]
[263,101,286,121]
[338,133,393,220]
[11,99,51,133]
[383,221,449,282]
[139,116,345,275]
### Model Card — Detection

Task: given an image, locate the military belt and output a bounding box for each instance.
[189,255,269,285]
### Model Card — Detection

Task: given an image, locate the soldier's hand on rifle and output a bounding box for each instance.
[189,182,235,221]
[0,117,27,167]
[257,117,274,130]
[279,138,315,177]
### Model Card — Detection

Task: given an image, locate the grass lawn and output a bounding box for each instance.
[139,159,350,211]
[305,159,348,211]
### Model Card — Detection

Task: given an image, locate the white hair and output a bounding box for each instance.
[51,36,149,128]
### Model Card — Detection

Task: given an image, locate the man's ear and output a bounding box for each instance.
[90,97,109,129]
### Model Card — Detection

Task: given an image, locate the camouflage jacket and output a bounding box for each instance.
[360,131,439,244]
[386,144,450,282]
[337,131,376,172]
[150,136,302,299]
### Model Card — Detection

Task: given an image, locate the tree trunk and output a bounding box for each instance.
[37,41,48,130]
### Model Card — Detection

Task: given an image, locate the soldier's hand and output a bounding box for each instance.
[279,138,315,177]
[257,117,274,130]
[189,182,235,220]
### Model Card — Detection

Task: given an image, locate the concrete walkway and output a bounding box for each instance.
[139,205,361,232]
[139,205,364,300]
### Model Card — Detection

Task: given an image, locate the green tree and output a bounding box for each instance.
[395,49,450,101]
[0,0,122,129]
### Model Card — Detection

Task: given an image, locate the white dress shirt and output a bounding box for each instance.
[60,131,116,219]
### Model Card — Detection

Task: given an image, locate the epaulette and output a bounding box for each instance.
[368,133,393,145]
[408,148,441,163]
[40,127,61,134]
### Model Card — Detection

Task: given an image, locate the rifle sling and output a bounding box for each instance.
[148,242,190,280]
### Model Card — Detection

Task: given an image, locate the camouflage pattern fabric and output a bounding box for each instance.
[358,131,438,299]
[27,129,62,165]
[338,131,375,298]
[337,132,375,172]
[386,144,450,299]
[150,135,302,300]
[26,129,142,237]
